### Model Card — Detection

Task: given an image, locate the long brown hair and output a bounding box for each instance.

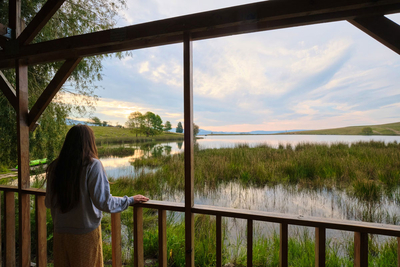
[47,124,98,213]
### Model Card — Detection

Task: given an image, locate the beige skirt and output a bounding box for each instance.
[53,225,103,267]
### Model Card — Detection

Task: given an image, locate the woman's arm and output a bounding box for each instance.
[87,159,136,213]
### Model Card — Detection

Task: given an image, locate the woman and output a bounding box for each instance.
[45,124,148,266]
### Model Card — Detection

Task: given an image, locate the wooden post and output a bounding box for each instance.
[183,31,194,267]
[247,219,253,267]
[280,223,288,267]
[11,0,31,265]
[315,227,326,267]
[134,207,144,267]
[35,195,47,267]
[354,232,368,267]
[158,209,167,267]
[5,191,15,267]
[111,212,122,267]
[216,215,222,267]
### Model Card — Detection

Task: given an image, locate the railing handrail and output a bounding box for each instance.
[137,201,400,237]
[0,184,397,237]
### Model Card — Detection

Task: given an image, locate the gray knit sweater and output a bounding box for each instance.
[45,158,134,234]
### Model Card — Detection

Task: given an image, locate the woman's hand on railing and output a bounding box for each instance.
[132,194,149,204]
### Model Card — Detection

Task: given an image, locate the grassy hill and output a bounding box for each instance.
[287,122,400,136]
[90,126,184,143]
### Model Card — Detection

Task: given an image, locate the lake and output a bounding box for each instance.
[100,134,400,255]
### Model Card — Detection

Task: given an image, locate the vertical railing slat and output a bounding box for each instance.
[216,215,222,267]
[280,222,288,267]
[397,237,400,267]
[247,219,253,267]
[35,195,47,267]
[111,212,122,267]
[354,232,368,267]
[5,191,15,267]
[158,209,167,267]
[315,227,325,267]
[134,206,144,267]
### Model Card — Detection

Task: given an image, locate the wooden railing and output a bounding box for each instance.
[1,186,400,267]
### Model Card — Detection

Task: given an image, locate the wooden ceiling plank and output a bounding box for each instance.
[18,0,66,45]
[28,58,81,131]
[348,15,400,55]
[0,0,400,69]
[0,70,17,110]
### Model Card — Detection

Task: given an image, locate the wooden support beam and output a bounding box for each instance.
[111,212,122,267]
[19,193,30,267]
[1,0,400,69]
[5,191,15,267]
[247,219,253,267]
[0,71,17,110]
[28,58,81,131]
[18,0,66,45]
[398,237,400,267]
[158,209,167,267]
[280,223,288,267]
[183,31,194,267]
[35,195,47,267]
[354,232,368,267]
[134,207,144,267]
[348,15,400,55]
[8,0,21,39]
[315,227,326,267]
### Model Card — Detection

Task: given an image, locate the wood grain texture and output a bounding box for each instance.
[111,212,122,267]
[348,15,400,55]
[0,70,17,110]
[134,207,144,267]
[28,58,82,131]
[5,192,15,267]
[35,195,47,267]
[18,193,30,267]
[354,232,368,267]
[183,32,194,267]
[315,227,326,267]
[158,209,167,267]
[1,0,400,69]
[18,0,66,45]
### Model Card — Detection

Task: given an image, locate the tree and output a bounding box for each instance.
[193,123,200,136]
[126,111,144,137]
[164,121,172,132]
[176,122,183,133]
[90,116,102,126]
[0,0,126,167]
[362,127,373,135]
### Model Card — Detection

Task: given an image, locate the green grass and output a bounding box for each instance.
[286,121,400,136]
[87,126,185,143]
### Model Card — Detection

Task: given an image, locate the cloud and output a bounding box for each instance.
[87,3,400,131]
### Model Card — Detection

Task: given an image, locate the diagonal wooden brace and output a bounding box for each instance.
[28,57,82,131]
[18,0,67,45]
[348,15,400,55]
[0,70,17,110]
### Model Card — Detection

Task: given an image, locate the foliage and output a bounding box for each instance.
[362,127,373,135]
[193,123,200,136]
[125,111,164,137]
[176,122,183,133]
[164,121,172,132]
[0,0,126,168]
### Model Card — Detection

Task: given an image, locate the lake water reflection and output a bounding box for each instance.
[100,135,400,225]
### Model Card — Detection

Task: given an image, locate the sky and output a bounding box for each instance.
[68,1,400,132]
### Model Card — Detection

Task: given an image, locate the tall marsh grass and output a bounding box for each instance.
[127,141,400,202]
